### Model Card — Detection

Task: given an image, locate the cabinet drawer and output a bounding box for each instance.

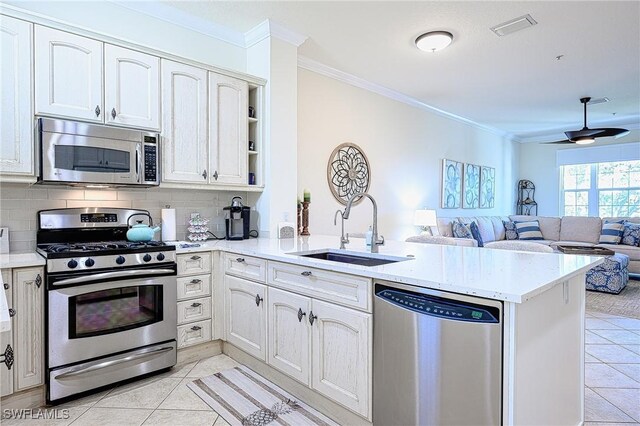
[177,297,212,325]
[224,253,266,282]
[267,262,371,312]
[177,319,212,348]
[177,252,212,276]
[177,274,211,300]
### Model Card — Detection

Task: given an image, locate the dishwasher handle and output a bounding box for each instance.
[375,286,500,324]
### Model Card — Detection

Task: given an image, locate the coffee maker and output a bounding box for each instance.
[223,196,250,240]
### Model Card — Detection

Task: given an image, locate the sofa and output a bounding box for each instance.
[426,215,640,274]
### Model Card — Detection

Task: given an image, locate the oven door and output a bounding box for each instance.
[48,270,177,368]
[41,132,142,185]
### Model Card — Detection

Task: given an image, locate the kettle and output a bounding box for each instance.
[126,213,161,242]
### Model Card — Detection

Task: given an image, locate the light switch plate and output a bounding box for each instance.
[0,228,9,254]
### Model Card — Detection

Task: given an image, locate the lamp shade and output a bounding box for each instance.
[414,209,437,227]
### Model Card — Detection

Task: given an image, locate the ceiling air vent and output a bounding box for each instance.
[490,14,537,37]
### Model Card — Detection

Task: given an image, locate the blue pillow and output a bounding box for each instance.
[599,220,625,244]
[468,221,484,247]
[621,222,640,246]
[452,221,473,239]
[503,220,518,240]
[514,220,544,240]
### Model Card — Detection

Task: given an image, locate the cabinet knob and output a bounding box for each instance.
[301,271,312,277]
[8,308,16,317]
[190,325,202,331]
[0,344,14,370]
[190,302,202,308]
[213,171,219,180]
[202,170,207,180]
[3,283,8,290]
[236,257,245,263]
[111,108,117,119]
[190,279,202,284]
[309,311,317,326]
[255,293,263,307]
[190,255,201,261]
[95,105,101,117]
[35,274,42,288]
[297,308,306,323]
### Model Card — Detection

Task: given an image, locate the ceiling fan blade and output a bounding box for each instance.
[586,128,630,138]
[542,139,574,144]
[565,128,605,140]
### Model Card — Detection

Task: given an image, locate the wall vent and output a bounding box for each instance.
[490,14,537,37]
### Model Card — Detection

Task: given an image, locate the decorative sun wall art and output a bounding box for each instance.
[441,159,462,209]
[462,163,480,209]
[480,166,496,208]
[327,143,371,205]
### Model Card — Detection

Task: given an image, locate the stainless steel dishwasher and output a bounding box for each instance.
[373,281,503,426]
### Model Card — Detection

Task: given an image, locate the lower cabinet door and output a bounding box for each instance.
[13,267,44,391]
[224,275,266,361]
[0,269,13,397]
[267,287,311,385]
[311,299,371,418]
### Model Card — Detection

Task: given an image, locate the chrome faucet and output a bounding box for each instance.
[334,210,349,249]
[342,192,384,253]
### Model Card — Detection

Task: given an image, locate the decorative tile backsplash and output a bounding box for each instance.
[0,183,247,252]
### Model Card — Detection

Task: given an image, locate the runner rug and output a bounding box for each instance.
[188,366,339,426]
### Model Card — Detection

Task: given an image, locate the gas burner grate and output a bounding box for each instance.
[39,241,169,253]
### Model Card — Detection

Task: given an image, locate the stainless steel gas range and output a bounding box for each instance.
[37,208,177,404]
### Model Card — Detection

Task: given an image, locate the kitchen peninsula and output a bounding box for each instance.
[176,235,601,425]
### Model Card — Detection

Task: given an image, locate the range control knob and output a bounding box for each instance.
[67,259,78,269]
[143,254,152,262]
[156,253,165,261]
[116,256,126,265]
[85,258,95,267]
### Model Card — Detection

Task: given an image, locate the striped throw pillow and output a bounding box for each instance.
[514,220,544,240]
[599,220,625,244]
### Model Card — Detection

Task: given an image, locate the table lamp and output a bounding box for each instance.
[414,209,437,235]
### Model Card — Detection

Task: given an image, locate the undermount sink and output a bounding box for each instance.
[289,249,412,267]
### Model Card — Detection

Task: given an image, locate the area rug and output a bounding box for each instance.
[586,278,640,319]
[188,366,338,426]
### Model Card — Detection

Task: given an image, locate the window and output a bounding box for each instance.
[560,160,640,217]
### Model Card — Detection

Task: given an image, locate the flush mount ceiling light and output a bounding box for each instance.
[415,31,453,52]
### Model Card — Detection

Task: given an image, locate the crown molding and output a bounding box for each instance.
[107,0,246,47]
[245,19,308,48]
[297,56,513,140]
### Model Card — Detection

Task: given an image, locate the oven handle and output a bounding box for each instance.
[54,345,174,380]
[53,269,176,286]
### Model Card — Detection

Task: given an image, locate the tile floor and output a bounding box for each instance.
[2,310,638,425]
[585,311,640,425]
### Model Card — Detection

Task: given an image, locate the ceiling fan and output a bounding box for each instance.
[544,97,630,144]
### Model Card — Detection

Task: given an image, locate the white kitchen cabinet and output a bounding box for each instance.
[0,269,14,397]
[224,275,266,361]
[311,299,371,418]
[12,267,44,391]
[161,60,209,183]
[267,287,312,385]
[0,16,34,177]
[104,44,160,130]
[209,73,248,185]
[35,26,103,122]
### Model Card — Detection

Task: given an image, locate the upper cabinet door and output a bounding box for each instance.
[0,16,33,176]
[209,73,248,185]
[35,26,103,122]
[105,44,160,130]
[161,60,209,183]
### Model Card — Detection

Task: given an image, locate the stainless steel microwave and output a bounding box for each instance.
[38,118,160,187]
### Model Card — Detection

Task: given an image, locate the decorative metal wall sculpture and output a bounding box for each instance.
[480,166,496,208]
[441,159,462,208]
[462,163,480,208]
[327,143,371,205]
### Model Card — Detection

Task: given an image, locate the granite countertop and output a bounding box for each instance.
[0,252,46,269]
[173,235,603,303]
